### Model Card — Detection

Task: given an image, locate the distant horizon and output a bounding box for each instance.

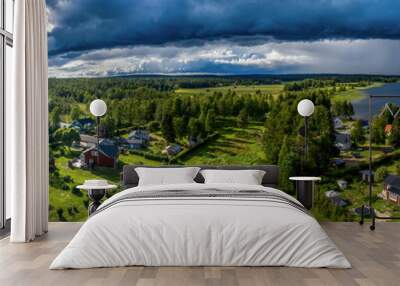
[48,72,400,80]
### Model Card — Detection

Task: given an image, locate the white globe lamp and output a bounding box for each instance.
[297,99,314,117]
[90,99,107,117]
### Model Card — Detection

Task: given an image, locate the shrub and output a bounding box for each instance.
[63,175,73,183]
[57,208,66,221]
[72,187,83,197]
[67,207,74,215]
[375,167,388,183]
[148,121,160,132]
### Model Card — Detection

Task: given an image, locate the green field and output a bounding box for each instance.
[175,84,283,97]
[331,82,383,102]
[180,120,266,165]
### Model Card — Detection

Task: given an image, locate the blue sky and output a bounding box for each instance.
[47,0,400,77]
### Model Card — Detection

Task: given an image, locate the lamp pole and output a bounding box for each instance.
[297,99,315,173]
[90,99,107,165]
[304,116,308,162]
[96,117,100,149]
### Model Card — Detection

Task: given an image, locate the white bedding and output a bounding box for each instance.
[50,183,351,269]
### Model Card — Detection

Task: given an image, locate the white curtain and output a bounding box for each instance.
[8,0,49,242]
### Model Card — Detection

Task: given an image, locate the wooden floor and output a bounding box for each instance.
[0,222,399,286]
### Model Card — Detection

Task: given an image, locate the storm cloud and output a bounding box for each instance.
[47,0,400,55]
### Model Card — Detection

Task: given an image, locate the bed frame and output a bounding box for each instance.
[122,165,279,189]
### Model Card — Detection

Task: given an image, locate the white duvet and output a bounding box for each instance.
[50,183,351,269]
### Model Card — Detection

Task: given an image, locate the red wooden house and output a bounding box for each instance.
[82,139,119,168]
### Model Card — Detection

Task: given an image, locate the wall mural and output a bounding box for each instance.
[46,0,400,221]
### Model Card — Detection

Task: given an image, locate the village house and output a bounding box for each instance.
[59,122,71,129]
[325,190,341,198]
[127,130,150,149]
[335,131,351,151]
[382,175,400,205]
[81,139,119,168]
[332,158,346,167]
[337,179,348,190]
[360,170,374,183]
[162,145,182,156]
[79,134,98,148]
[71,118,95,132]
[325,190,348,207]
[333,117,344,129]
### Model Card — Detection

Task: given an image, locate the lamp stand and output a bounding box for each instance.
[96,116,100,148]
[304,116,309,162]
[301,116,309,175]
[359,94,400,230]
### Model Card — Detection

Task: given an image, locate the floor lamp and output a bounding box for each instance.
[359,95,400,230]
[297,99,315,169]
[89,99,107,163]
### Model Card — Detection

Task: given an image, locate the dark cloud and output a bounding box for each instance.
[47,0,400,55]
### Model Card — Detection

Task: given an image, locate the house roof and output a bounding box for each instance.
[99,139,118,158]
[72,118,95,127]
[325,190,340,198]
[83,139,118,159]
[360,170,374,175]
[128,130,150,139]
[384,175,400,195]
[335,132,351,143]
[80,134,97,144]
[329,196,348,207]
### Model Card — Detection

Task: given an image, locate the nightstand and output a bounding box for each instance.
[289,177,321,210]
[77,180,117,215]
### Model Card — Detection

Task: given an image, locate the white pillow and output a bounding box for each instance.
[135,167,200,186]
[200,169,266,185]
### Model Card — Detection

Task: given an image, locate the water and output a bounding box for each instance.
[352,83,400,120]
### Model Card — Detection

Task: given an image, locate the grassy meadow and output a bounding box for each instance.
[175,84,283,97]
[331,82,383,102]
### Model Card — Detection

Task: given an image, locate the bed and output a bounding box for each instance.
[50,165,351,269]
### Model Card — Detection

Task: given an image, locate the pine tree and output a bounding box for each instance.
[278,136,298,194]
[161,102,176,143]
[205,109,217,134]
[371,116,386,144]
[70,106,81,121]
[351,120,364,146]
[237,108,248,128]
[173,117,186,139]
[390,118,400,147]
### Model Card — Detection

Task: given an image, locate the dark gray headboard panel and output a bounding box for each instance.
[122,165,279,189]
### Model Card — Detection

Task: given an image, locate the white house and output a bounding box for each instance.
[325,190,341,198]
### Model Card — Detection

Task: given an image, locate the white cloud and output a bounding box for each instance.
[48,39,400,77]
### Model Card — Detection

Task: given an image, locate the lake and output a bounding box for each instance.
[352,83,400,120]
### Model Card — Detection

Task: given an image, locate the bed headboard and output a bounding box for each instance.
[122,165,279,189]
